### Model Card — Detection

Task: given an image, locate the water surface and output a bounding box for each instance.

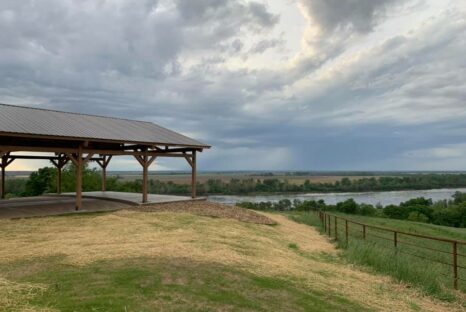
[208,188,466,206]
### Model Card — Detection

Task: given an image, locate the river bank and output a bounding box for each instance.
[208,187,466,206]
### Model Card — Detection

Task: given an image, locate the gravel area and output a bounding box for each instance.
[129,200,276,225]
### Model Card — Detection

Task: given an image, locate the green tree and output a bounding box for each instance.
[24,167,56,196]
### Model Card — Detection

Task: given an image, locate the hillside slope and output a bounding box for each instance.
[0,203,462,311]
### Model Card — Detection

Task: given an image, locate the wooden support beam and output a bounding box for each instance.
[142,157,148,203]
[50,159,59,167]
[147,155,156,167]
[1,165,4,200]
[1,145,196,157]
[49,154,69,194]
[84,153,94,162]
[190,151,197,198]
[75,146,83,210]
[57,165,62,194]
[134,155,144,167]
[66,153,79,166]
[184,154,193,167]
[95,155,112,192]
[1,152,12,199]
[134,153,156,203]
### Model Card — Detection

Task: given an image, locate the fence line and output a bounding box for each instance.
[317,211,466,290]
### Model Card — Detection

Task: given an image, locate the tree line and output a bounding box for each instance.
[4,165,466,198]
[236,192,466,228]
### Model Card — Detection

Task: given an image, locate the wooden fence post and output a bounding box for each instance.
[323,213,326,231]
[345,220,349,245]
[334,216,338,240]
[394,232,398,248]
[363,225,366,240]
[453,242,458,290]
[328,215,331,236]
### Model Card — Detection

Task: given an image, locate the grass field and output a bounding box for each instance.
[289,212,466,301]
[112,173,377,185]
[0,205,463,311]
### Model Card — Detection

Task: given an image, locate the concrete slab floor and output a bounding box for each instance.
[0,196,130,219]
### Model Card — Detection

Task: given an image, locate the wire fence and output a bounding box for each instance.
[318,211,466,291]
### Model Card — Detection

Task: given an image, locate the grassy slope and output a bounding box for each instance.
[289,212,466,300]
[331,213,466,242]
[0,210,461,312]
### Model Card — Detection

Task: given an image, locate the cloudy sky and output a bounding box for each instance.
[1,0,465,171]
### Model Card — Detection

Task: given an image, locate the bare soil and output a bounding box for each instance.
[130,200,276,225]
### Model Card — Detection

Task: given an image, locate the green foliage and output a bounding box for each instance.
[4,178,28,198]
[336,198,358,214]
[24,167,56,196]
[238,192,466,228]
[359,204,377,216]
[7,167,466,197]
[60,163,102,192]
[407,211,429,223]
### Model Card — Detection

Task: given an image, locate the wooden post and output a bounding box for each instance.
[328,215,331,236]
[96,155,112,192]
[334,216,338,240]
[324,213,327,232]
[51,154,68,194]
[1,153,13,199]
[1,164,4,199]
[394,232,398,248]
[345,220,349,245]
[57,166,62,194]
[142,155,148,203]
[184,151,197,199]
[191,150,197,198]
[76,146,83,211]
[102,164,106,192]
[66,147,94,211]
[453,241,458,290]
[134,153,156,204]
[363,225,366,240]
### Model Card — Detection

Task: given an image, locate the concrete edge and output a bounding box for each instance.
[48,193,208,207]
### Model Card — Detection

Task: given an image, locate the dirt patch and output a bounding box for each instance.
[128,200,276,225]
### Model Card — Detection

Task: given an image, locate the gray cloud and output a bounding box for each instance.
[298,0,400,33]
[0,0,465,171]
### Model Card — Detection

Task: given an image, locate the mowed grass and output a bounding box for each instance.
[0,257,365,312]
[0,209,462,311]
[289,212,466,301]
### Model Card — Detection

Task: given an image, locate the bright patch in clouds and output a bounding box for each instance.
[1,0,465,171]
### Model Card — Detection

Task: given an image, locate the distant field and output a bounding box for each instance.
[113,173,379,185]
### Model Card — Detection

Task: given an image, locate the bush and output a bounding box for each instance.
[407,211,429,223]
[359,204,376,216]
[336,199,359,214]
[24,167,55,196]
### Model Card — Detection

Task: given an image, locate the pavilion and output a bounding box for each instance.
[0,104,210,210]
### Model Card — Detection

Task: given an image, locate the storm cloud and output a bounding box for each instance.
[0,0,465,171]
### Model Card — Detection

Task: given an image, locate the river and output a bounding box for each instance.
[208,188,466,206]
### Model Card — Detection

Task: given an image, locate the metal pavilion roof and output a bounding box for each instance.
[0,103,209,148]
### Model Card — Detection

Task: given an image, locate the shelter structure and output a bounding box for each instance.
[0,104,210,210]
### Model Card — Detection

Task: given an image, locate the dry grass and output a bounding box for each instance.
[0,278,53,312]
[131,200,276,225]
[0,204,463,311]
